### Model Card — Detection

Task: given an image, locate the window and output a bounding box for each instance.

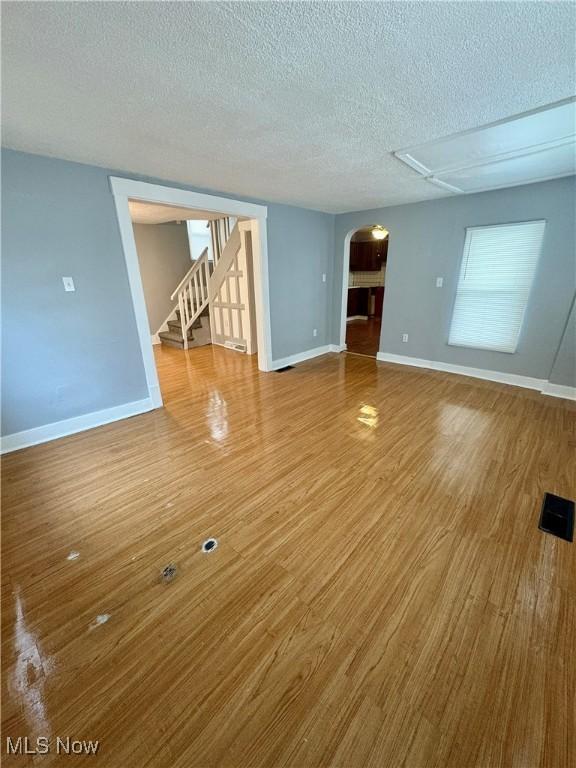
[448,220,545,353]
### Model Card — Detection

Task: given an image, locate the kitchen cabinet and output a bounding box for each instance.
[374,287,384,318]
[347,288,369,317]
[347,287,384,319]
[349,239,388,271]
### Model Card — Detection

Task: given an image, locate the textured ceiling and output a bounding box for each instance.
[2,2,575,213]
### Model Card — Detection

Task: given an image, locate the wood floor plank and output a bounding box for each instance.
[2,345,575,767]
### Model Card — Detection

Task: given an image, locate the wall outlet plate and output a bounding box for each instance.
[402,333,409,343]
[436,277,444,287]
[62,276,75,292]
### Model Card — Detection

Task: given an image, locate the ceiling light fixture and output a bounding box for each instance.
[371,225,388,240]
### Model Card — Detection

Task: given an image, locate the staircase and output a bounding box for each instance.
[158,305,212,349]
[158,246,212,351]
[158,217,256,354]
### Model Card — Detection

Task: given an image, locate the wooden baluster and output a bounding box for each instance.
[190,272,198,317]
[209,221,217,265]
[199,268,204,309]
[178,292,187,351]
[213,223,217,264]
[201,259,207,307]
[235,255,243,343]
[185,283,191,324]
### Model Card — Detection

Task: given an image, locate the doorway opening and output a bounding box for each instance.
[129,201,222,353]
[343,225,388,357]
[111,177,272,409]
[129,200,259,357]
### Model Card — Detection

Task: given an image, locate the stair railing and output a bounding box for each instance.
[170,248,210,351]
[209,217,234,265]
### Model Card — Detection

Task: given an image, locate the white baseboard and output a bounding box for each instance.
[272,345,333,369]
[149,384,163,409]
[347,315,368,321]
[540,382,576,400]
[329,344,346,353]
[151,334,161,345]
[376,352,548,393]
[1,398,155,454]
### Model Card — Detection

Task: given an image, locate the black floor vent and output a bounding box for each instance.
[539,493,574,542]
[275,366,294,372]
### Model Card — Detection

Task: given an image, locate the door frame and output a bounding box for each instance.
[110,176,272,408]
[340,226,388,352]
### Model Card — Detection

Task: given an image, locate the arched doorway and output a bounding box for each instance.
[343,224,388,357]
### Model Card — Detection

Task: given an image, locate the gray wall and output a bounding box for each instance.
[133,222,191,334]
[1,151,149,436]
[4,148,571,439]
[549,296,575,387]
[1,149,335,436]
[333,177,576,382]
[267,204,334,360]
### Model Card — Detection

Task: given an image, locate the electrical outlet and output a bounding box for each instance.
[313,328,318,337]
[322,273,327,283]
[402,333,409,343]
[62,277,75,292]
[436,277,444,288]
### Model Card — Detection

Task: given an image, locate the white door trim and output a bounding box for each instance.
[110,177,272,409]
[339,226,386,350]
[339,230,354,350]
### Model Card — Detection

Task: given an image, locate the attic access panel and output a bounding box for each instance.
[394,98,576,194]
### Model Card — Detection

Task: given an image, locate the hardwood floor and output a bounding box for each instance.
[2,345,575,767]
[345,317,382,357]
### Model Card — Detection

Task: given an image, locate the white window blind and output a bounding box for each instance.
[448,220,545,353]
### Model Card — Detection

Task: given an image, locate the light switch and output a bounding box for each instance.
[322,273,327,283]
[62,277,75,292]
[436,277,444,288]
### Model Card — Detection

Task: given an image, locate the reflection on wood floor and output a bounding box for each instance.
[2,344,575,767]
[345,317,382,357]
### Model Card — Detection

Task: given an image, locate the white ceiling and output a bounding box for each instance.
[129,200,225,225]
[2,2,575,213]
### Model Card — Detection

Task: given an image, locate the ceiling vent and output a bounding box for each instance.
[394,98,576,195]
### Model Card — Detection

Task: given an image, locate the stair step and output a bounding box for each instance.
[160,311,212,351]
[159,331,188,348]
[158,336,185,350]
[167,320,196,336]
